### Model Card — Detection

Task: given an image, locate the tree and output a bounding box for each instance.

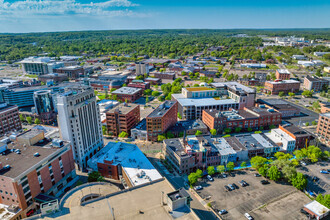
[234,127,242,133]
[294,149,308,161]
[19,114,25,122]
[267,165,281,181]
[102,125,107,135]
[247,127,253,132]
[151,91,160,96]
[88,171,104,182]
[240,162,247,168]
[269,124,276,129]
[312,121,317,126]
[26,117,32,124]
[251,156,268,169]
[226,162,235,172]
[307,145,322,162]
[34,118,41,125]
[258,164,269,177]
[166,131,174,139]
[118,131,128,138]
[278,91,285,97]
[188,172,198,186]
[195,130,202,136]
[207,166,215,176]
[145,96,149,103]
[144,89,152,96]
[210,129,217,136]
[157,135,166,142]
[305,122,310,126]
[302,90,313,98]
[282,165,297,181]
[217,165,225,174]
[288,92,295,98]
[196,169,203,178]
[136,75,144,80]
[316,194,330,209]
[290,159,299,167]
[177,112,182,119]
[158,96,165,101]
[291,172,307,191]
[224,128,231,134]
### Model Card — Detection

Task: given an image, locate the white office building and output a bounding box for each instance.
[57,85,104,170]
[265,128,296,153]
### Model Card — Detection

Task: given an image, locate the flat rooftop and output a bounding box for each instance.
[277,69,290,74]
[266,80,300,84]
[112,86,142,95]
[265,128,295,144]
[172,94,238,107]
[107,103,138,115]
[305,75,329,82]
[0,103,17,112]
[184,87,215,92]
[213,138,237,156]
[251,133,276,149]
[224,137,247,152]
[169,119,207,132]
[42,180,194,220]
[147,101,176,118]
[0,130,67,179]
[321,113,330,118]
[235,134,265,150]
[304,200,329,217]
[280,124,310,137]
[88,142,162,187]
[163,138,189,159]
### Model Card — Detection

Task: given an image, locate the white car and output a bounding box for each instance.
[244,213,254,220]
[207,175,214,181]
[194,185,203,190]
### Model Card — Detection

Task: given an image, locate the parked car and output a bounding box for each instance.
[312,176,319,182]
[228,184,235,190]
[254,173,261,177]
[219,209,228,215]
[229,172,235,177]
[207,175,214,181]
[232,183,239,189]
[194,185,203,190]
[239,180,247,187]
[222,174,228,178]
[300,208,308,215]
[300,161,307,166]
[261,180,270,185]
[320,170,329,174]
[225,185,231,191]
[244,212,254,220]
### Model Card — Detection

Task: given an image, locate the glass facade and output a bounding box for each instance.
[34,90,55,114]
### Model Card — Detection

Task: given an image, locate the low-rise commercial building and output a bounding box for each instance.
[112,87,143,103]
[264,79,300,95]
[0,102,22,137]
[147,101,178,141]
[144,77,161,85]
[0,129,76,219]
[303,76,329,92]
[316,113,330,145]
[303,200,329,220]
[131,119,147,141]
[279,124,313,149]
[106,103,140,136]
[152,72,175,80]
[87,142,162,188]
[265,128,296,153]
[167,119,208,137]
[257,99,301,118]
[54,66,84,79]
[276,69,291,80]
[38,73,68,84]
[127,80,151,91]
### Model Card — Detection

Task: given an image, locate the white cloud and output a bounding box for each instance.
[0,0,140,16]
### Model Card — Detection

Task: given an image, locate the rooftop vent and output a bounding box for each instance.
[34,152,40,157]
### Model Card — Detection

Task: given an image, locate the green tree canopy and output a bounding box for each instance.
[226,162,235,172]
[157,135,166,142]
[207,166,215,176]
[188,173,198,186]
[195,130,202,136]
[88,171,104,182]
[251,156,268,169]
[291,172,307,191]
[34,118,41,125]
[267,165,281,181]
[240,162,247,168]
[217,165,225,174]
[210,129,217,136]
[118,131,128,138]
[258,164,269,177]
[26,117,32,124]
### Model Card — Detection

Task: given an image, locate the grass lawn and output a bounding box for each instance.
[266,64,278,70]
[285,65,299,69]
[26,74,38,78]
[205,64,221,68]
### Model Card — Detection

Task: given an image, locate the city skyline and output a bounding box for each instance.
[0,0,329,33]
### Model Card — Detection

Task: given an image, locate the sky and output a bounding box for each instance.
[0,0,329,33]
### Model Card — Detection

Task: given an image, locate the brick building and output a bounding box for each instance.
[320,102,330,113]
[106,103,140,136]
[54,66,84,79]
[112,87,143,103]
[0,102,22,137]
[0,129,75,219]
[147,101,178,141]
[264,79,300,95]
[145,77,161,85]
[127,80,151,91]
[276,69,291,80]
[38,73,68,84]
[303,76,329,92]
[316,113,330,145]
[202,106,281,133]
[279,124,314,149]
[152,72,175,80]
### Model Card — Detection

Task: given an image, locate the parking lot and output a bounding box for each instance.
[196,169,311,220]
[298,161,330,195]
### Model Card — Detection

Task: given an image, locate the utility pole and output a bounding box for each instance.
[107,200,115,220]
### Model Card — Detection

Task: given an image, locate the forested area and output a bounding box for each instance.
[0,29,329,61]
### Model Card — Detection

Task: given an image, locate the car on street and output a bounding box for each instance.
[244,212,254,220]
[194,185,203,190]
[261,180,270,185]
[207,175,214,181]
[300,161,307,166]
[219,209,228,215]
[228,184,235,190]
[320,170,329,174]
[225,185,231,191]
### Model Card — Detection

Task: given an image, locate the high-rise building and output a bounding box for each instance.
[316,113,330,146]
[0,102,22,136]
[106,103,140,137]
[135,62,149,75]
[57,85,104,170]
[33,90,57,124]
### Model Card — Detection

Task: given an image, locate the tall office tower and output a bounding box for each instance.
[57,85,104,170]
[135,62,149,75]
[33,90,57,124]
